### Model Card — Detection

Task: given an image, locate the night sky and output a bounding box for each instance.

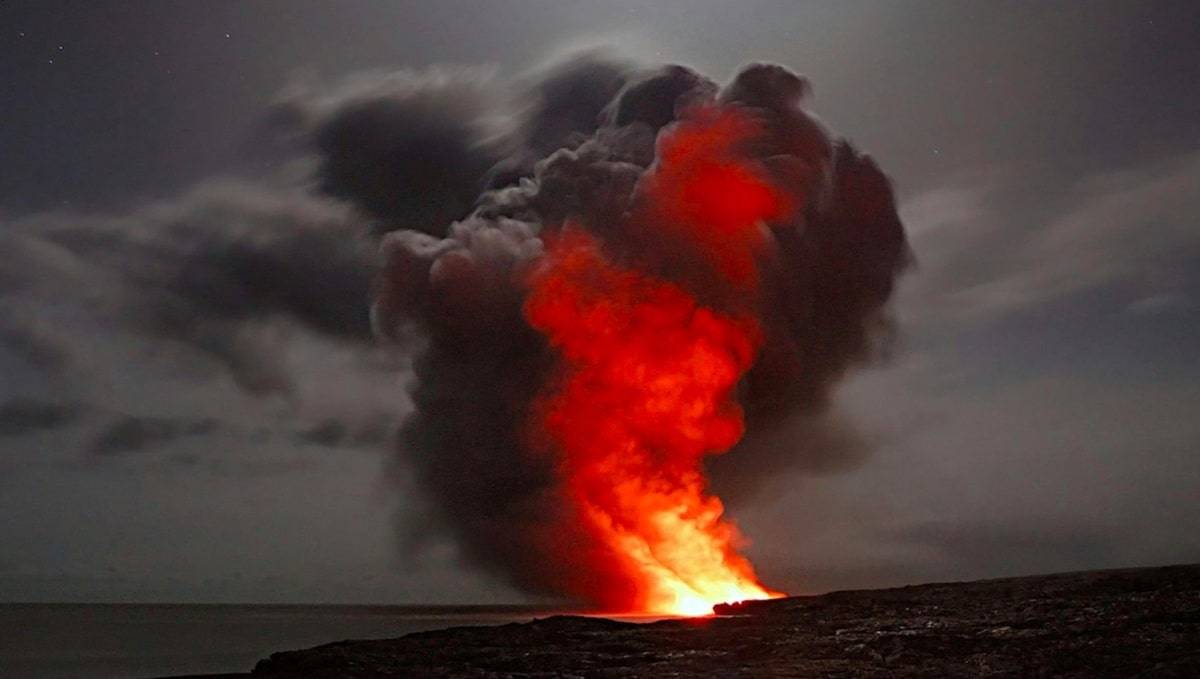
[2,0,1199,604]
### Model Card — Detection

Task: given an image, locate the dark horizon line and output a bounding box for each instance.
[7,561,1198,611]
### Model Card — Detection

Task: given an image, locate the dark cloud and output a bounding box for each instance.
[0,399,86,437]
[0,316,69,371]
[708,413,871,504]
[272,68,503,235]
[277,56,638,241]
[605,64,717,130]
[376,218,560,596]
[372,60,909,604]
[294,416,392,449]
[2,182,376,396]
[517,51,633,159]
[168,224,374,341]
[481,51,633,192]
[90,415,218,456]
[295,419,349,448]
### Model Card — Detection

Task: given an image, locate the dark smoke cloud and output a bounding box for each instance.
[605,64,718,131]
[271,68,503,235]
[0,399,85,437]
[486,51,633,189]
[708,413,871,505]
[368,60,910,602]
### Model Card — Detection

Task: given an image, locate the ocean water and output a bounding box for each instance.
[0,603,564,678]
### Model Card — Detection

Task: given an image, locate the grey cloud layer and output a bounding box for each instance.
[2,182,374,392]
[0,181,394,466]
[906,152,1200,322]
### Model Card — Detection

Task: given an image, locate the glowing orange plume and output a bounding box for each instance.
[523,108,788,615]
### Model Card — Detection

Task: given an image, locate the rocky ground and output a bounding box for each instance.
[246,564,1200,677]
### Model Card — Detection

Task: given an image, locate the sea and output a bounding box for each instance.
[0,603,572,678]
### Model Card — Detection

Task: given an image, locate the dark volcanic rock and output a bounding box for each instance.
[251,565,1200,677]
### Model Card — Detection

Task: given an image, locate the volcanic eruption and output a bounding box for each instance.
[368,58,909,615]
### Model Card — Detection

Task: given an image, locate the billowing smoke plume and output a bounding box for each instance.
[270,66,503,236]
[350,56,909,608]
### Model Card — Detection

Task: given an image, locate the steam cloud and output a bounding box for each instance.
[339,55,911,603]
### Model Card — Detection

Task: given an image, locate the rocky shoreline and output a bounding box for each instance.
[234,564,1200,677]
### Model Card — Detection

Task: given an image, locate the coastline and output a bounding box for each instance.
[187,564,1200,677]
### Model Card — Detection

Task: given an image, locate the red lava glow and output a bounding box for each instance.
[523,107,788,616]
[641,107,793,287]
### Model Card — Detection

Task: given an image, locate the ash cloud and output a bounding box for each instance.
[0,54,908,604]
[369,59,910,602]
[489,51,633,185]
[271,68,504,235]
